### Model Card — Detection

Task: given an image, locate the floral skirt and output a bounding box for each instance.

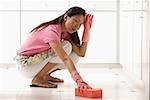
[14,51,52,66]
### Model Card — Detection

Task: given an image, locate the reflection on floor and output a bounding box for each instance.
[0,64,145,100]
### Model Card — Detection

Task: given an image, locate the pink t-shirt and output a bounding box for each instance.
[17,24,70,56]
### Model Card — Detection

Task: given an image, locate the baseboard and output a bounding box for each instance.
[0,63,16,69]
[77,63,122,68]
[0,63,122,69]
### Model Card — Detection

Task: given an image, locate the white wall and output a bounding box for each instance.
[0,0,149,98]
[0,0,20,63]
[119,1,149,99]
[0,0,118,63]
[142,0,150,99]
[21,0,117,63]
[119,0,146,80]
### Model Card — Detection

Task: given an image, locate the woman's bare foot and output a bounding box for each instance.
[46,74,64,83]
[31,76,57,88]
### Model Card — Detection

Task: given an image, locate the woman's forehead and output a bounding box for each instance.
[72,15,84,22]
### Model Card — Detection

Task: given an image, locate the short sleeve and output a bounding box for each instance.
[41,26,61,44]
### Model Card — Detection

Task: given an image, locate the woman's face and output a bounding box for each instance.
[64,14,84,33]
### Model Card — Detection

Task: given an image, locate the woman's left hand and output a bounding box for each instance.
[84,14,94,30]
[82,13,94,42]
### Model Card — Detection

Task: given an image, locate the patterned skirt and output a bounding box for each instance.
[14,50,53,66]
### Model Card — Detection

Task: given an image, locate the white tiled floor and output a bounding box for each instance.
[0,65,144,100]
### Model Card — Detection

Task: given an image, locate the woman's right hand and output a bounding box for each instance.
[49,40,92,90]
[77,81,92,90]
[71,70,92,91]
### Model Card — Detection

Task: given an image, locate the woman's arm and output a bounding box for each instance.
[49,41,77,74]
[67,39,88,57]
[67,14,94,57]
[49,41,91,89]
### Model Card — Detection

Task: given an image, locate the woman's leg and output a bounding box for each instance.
[31,62,58,88]
[46,51,80,82]
[44,40,73,82]
[51,51,79,70]
[48,40,72,63]
[17,40,75,87]
[31,40,73,87]
[17,59,58,88]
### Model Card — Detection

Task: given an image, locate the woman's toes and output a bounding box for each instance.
[46,75,64,83]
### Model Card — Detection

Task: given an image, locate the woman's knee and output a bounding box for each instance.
[62,40,72,55]
[69,52,79,64]
[48,40,72,63]
[50,52,80,71]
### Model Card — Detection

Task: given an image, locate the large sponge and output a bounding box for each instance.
[75,88,102,98]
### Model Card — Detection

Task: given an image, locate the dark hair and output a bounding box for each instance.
[30,6,86,46]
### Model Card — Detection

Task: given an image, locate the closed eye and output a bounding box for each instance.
[74,19,78,23]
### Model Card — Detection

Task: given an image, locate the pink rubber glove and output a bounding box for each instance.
[71,70,92,91]
[82,14,94,42]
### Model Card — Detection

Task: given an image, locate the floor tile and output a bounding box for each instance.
[0,65,144,100]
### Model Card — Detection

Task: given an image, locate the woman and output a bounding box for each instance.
[15,6,94,89]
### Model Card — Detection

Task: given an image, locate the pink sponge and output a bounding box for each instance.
[75,88,102,98]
